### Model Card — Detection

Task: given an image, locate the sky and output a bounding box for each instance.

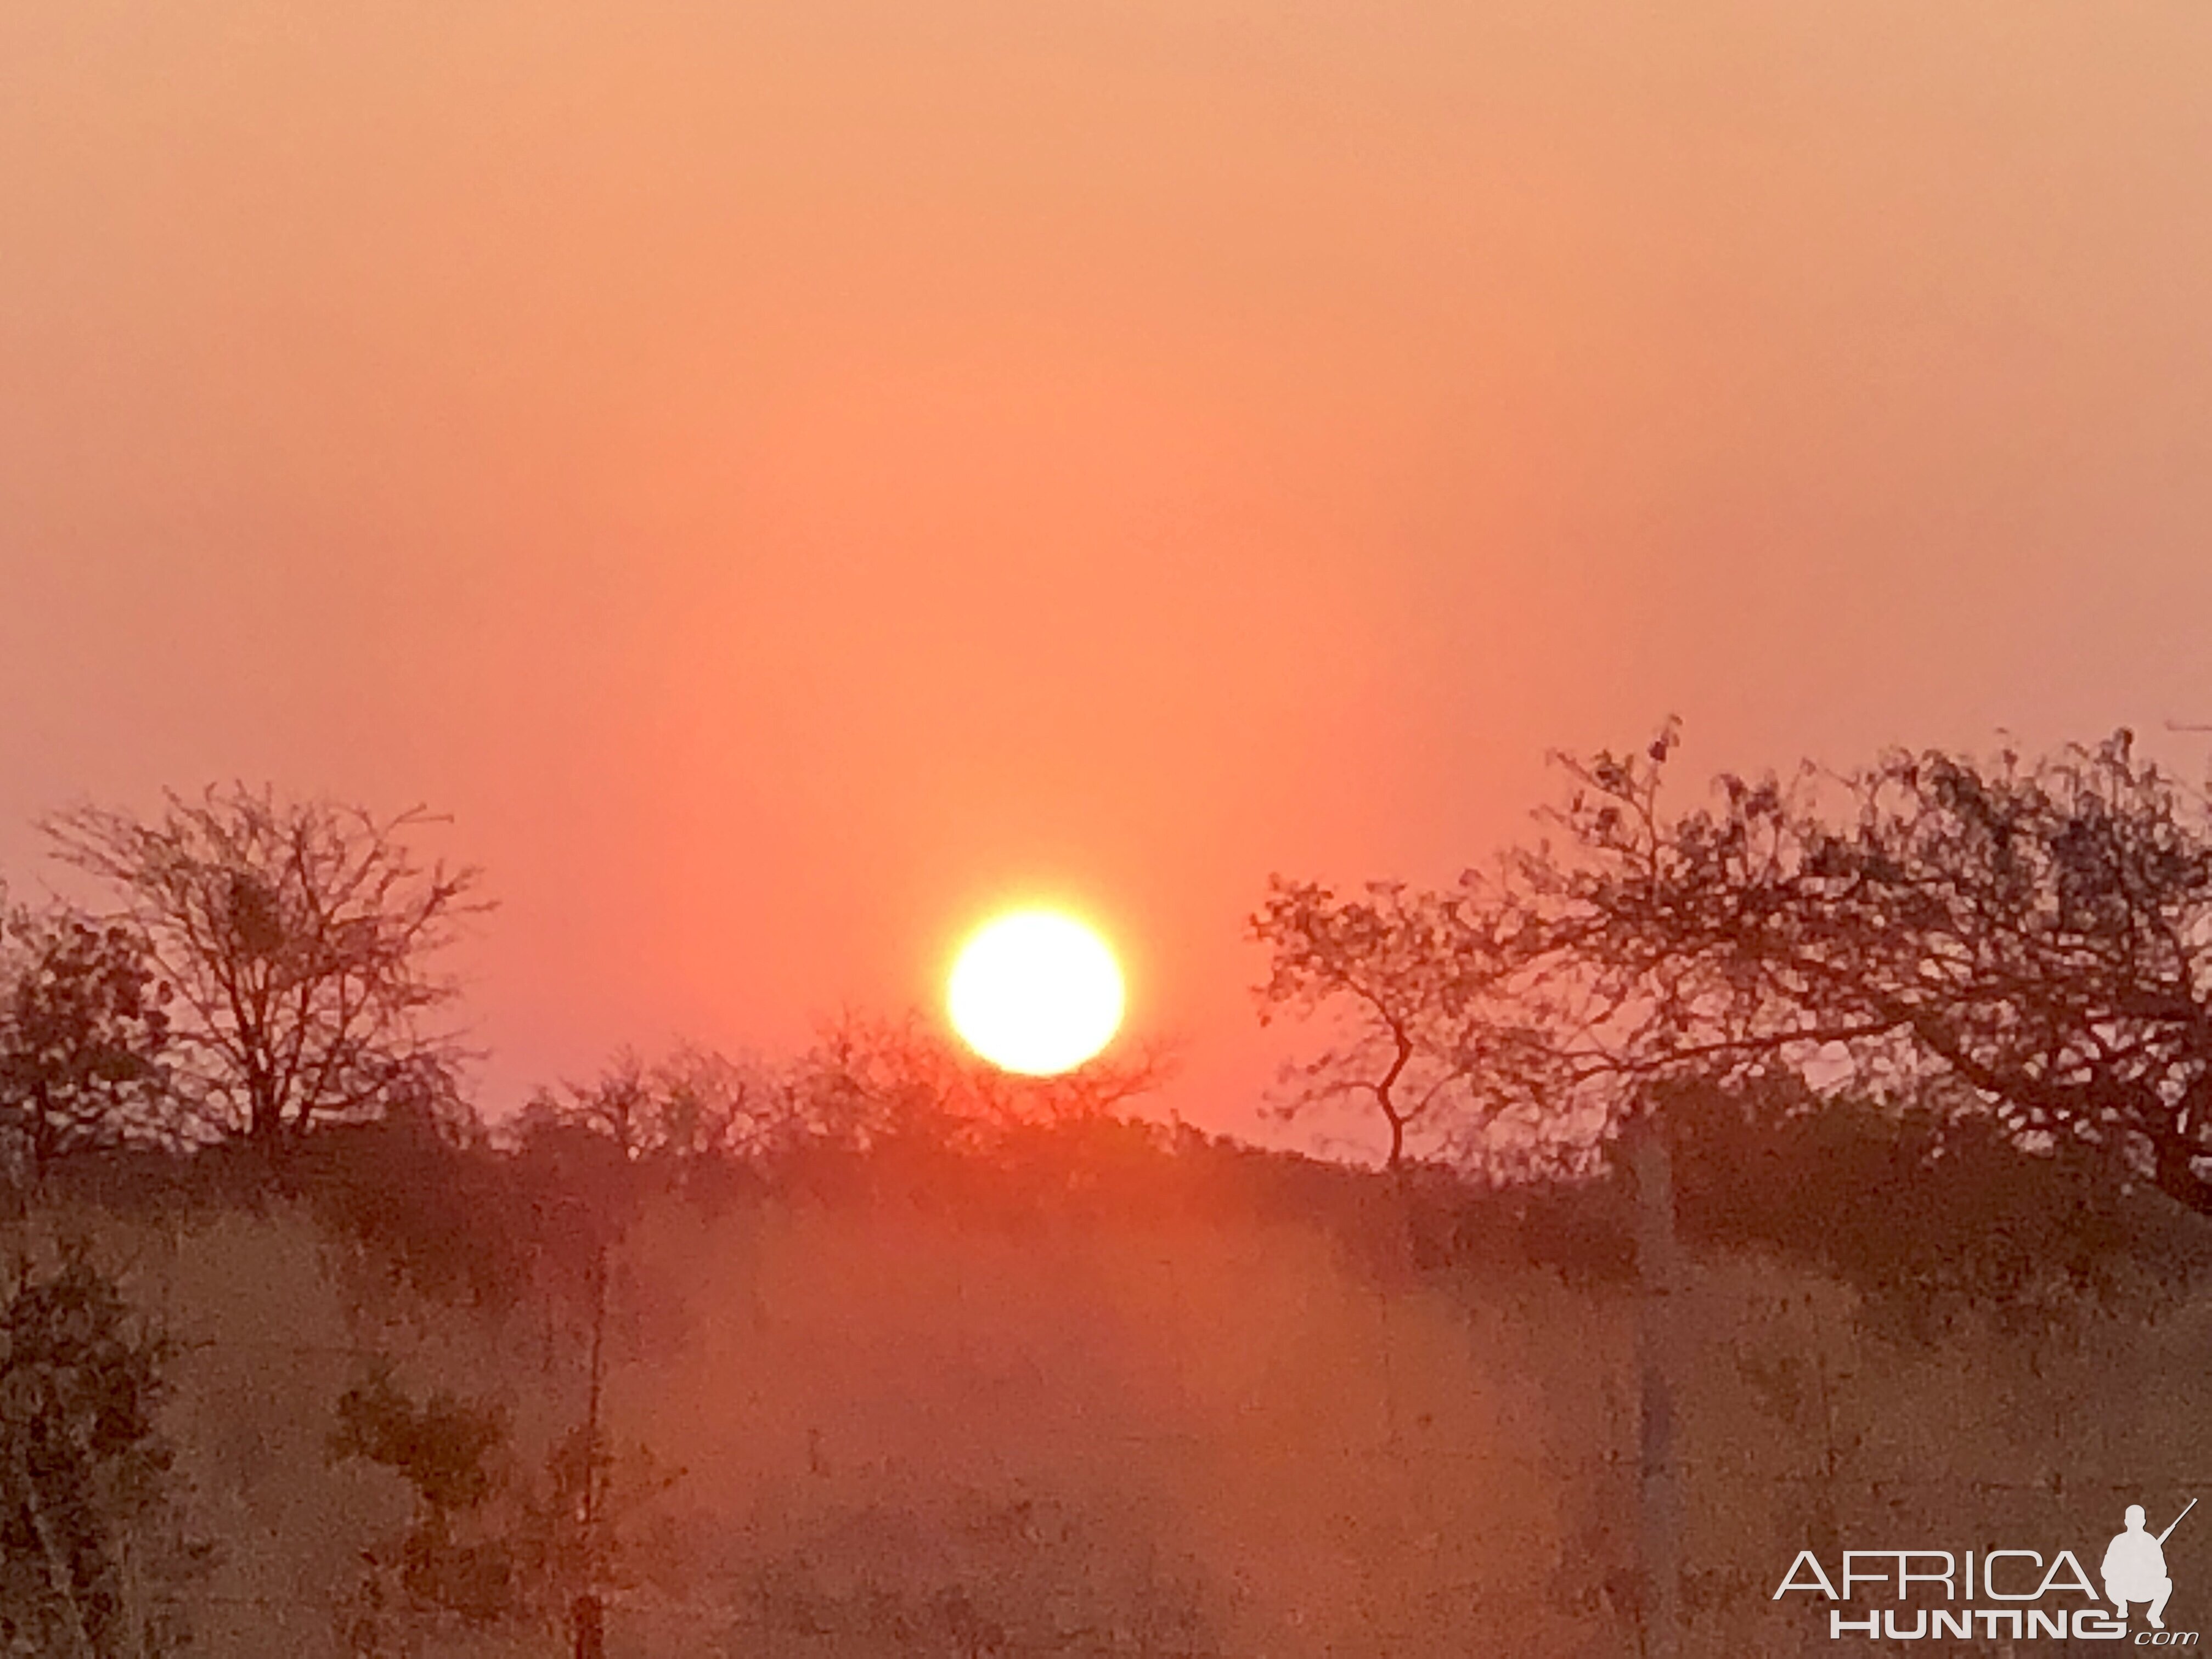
[4,0,2211,1149]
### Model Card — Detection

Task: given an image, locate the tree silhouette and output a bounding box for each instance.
[0,1251,206,1656]
[1536,727,2212,1213]
[0,909,172,1180]
[791,1010,1175,1147]
[517,1044,796,1178]
[43,787,488,1150]
[1250,878,1498,1169]
[1247,871,1595,1172]
[1260,725,2212,1212]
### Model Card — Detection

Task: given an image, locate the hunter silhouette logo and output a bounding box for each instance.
[2107,1500,2192,1631]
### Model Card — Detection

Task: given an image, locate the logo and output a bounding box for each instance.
[1775,1499,2199,1644]
[2108,1502,2189,1632]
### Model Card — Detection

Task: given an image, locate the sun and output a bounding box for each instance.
[947,909,1125,1076]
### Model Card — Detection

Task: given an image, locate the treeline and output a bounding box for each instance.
[10,761,2212,1326]
[27,1049,2212,1340]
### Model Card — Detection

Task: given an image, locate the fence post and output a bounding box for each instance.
[1629,1110,1682,1659]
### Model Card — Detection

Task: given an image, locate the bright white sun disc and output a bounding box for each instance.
[948,910,1124,1075]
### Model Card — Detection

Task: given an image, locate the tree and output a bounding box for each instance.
[0,1251,207,1657]
[1257,724,2212,1215]
[1519,726,2212,1216]
[329,1363,532,1652]
[0,910,172,1180]
[1252,879,1483,1169]
[1247,876,1583,1172]
[516,1045,795,1175]
[329,1359,681,1655]
[42,787,488,1149]
[787,1010,1177,1158]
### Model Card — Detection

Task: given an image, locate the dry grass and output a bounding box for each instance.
[8,1180,2207,1656]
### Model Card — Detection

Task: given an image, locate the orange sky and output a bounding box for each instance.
[4,0,2211,1149]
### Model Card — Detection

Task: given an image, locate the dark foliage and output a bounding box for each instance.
[1530,727,2212,1217]
[328,1367,676,1650]
[287,1102,538,1312]
[329,1363,527,1640]
[330,1364,510,1516]
[1657,1076,2212,1330]
[745,1486,1226,1658]
[0,909,172,1180]
[0,1250,206,1656]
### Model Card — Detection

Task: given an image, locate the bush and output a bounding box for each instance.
[0,1248,208,1656]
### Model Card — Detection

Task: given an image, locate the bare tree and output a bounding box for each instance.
[42,786,488,1149]
[518,1044,796,1171]
[790,1009,1177,1154]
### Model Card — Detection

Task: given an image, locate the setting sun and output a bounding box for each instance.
[947,909,1125,1076]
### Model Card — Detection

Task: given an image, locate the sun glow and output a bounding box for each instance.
[947,909,1125,1076]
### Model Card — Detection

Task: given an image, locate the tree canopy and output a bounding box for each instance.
[0,909,172,1177]
[42,786,488,1149]
[1256,725,2212,1215]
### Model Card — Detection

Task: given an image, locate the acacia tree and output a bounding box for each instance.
[1520,725,2212,1215]
[1248,877,1554,1170]
[1257,724,2212,1212]
[0,910,173,1178]
[42,787,488,1149]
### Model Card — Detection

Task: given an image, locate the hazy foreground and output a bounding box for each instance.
[10,1113,2209,1658]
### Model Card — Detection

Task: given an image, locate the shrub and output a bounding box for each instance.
[0,1249,208,1656]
